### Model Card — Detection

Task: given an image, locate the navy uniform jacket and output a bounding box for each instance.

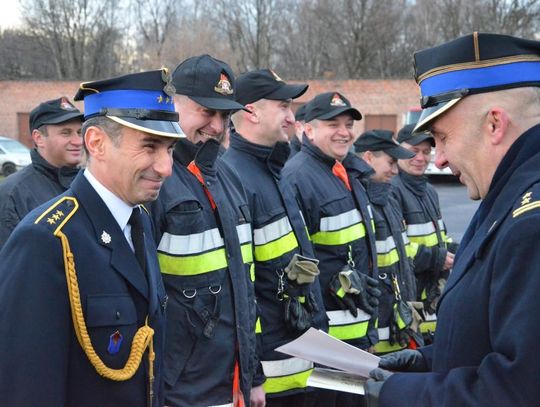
[223,132,327,398]
[283,138,378,349]
[0,172,166,407]
[380,124,540,406]
[0,149,78,248]
[151,139,257,406]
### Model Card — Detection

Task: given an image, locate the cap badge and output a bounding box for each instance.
[214,73,234,95]
[107,330,123,355]
[101,230,111,244]
[60,97,76,111]
[161,67,176,97]
[330,93,346,107]
[270,69,284,82]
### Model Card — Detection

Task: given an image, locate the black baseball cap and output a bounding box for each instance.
[172,54,246,111]
[413,32,540,133]
[397,124,434,146]
[304,92,362,122]
[74,69,184,138]
[295,103,308,122]
[29,97,83,131]
[355,129,415,159]
[235,69,308,105]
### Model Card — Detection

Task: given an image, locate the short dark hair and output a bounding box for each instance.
[81,116,124,156]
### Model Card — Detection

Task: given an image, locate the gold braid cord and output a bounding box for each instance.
[57,230,155,382]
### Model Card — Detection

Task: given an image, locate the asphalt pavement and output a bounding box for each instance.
[431,176,480,242]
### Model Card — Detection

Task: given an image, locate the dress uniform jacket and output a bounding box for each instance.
[363,180,417,354]
[0,148,78,248]
[223,132,327,398]
[380,124,540,406]
[151,139,257,407]
[0,172,166,407]
[283,138,378,349]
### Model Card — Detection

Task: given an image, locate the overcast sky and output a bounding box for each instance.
[0,1,21,29]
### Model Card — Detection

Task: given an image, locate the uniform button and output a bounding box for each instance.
[116,311,121,319]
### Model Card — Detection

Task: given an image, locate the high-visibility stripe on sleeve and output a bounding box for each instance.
[261,358,313,395]
[311,209,366,246]
[327,309,371,341]
[407,221,439,247]
[320,208,362,231]
[253,217,299,261]
[158,228,223,255]
[158,248,228,276]
[405,241,419,259]
[376,236,400,267]
[373,327,407,354]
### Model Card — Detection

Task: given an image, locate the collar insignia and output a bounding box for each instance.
[101,231,111,244]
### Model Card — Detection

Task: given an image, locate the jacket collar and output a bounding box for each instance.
[363,178,391,206]
[230,131,290,177]
[31,149,79,189]
[397,170,427,196]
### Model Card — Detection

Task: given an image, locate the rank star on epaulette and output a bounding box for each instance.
[521,191,532,205]
[513,191,540,218]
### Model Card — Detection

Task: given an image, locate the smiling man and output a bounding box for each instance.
[0,69,183,406]
[0,97,83,247]
[283,92,381,407]
[365,32,540,407]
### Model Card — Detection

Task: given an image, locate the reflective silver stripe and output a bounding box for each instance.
[327,309,371,325]
[378,327,390,340]
[425,312,437,321]
[158,228,223,255]
[402,232,410,245]
[367,204,373,219]
[236,223,252,244]
[320,209,362,231]
[254,216,292,245]
[208,403,234,407]
[407,222,435,237]
[437,219,446,231]
[261,357,313,377]
[376,235,396,254]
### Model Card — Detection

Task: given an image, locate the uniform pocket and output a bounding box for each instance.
[86,294,137,327]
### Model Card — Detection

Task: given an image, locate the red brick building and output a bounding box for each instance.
[0,79,421,147]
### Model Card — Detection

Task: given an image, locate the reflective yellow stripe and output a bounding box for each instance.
[158,248,227,276]
[311,223,365,246]
[406,241,419,258]
[328,322,369,340]
[327,309,371,341]
[254,231,298,262]
[249,263,255,282]
[373,340,406,354]
[255,317,262,334]
[420,320,436,333]
[241,242,253,264]
[409,233,439,247]
[261,358,314,394]
[377,248,399,267]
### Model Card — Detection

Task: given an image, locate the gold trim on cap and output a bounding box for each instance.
[78,81,100,94]
[107,116,185,139]
[413,98,462,134]
[417,54,540,83]
[473,32,480,62]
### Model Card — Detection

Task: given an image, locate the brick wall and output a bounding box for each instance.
[0,79,421,146]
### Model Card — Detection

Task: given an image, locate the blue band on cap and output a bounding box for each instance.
[84,90,175,117]
[420,61,540,98]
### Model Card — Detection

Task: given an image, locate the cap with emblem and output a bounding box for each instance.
[295,103,308,122]
[355,129,415,159]
[397,124,434,146]
[236,69,308,105]
[172,54,246,111]
[414,32,540,133]
[29,97,83,131]
[304,92,362,122]
[74,69,184,138]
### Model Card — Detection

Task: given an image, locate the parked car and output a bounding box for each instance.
[0,136,31,176]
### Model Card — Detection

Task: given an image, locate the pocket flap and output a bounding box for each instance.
[86,294,137,327]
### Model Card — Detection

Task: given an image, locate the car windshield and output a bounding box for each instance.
[0,139,29,153]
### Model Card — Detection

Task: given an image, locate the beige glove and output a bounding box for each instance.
[406,301,424,333]
[285,253,320,284]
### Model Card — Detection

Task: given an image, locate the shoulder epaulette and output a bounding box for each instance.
[34,196,79,235]
[513,190,540,218]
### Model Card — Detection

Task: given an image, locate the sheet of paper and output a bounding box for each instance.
[307,368,366,395]
[275,328,380,377]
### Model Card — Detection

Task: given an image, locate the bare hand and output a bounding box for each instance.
[250,385,266,407]
[444,252,455,270]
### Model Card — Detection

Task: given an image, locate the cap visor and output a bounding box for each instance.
[266,83,308,101]
[413,98,461,134]
[407,133,435,146]
[190,95,248,112]
[44,111,84,125]
[386,146,416,159]
[108,116,185,138]
[316,107,362,121]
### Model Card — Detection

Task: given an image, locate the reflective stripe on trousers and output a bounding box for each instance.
[261,357,314,395]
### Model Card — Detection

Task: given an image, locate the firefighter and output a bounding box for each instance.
[223,69,327,407]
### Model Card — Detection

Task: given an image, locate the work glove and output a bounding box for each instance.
[424,278,447,314]
[329,266,381,317]
[389,300,412,347]
[379,349,428,372]
[285,253,320,284]
[283,293,313,332]
[365,368,393,407]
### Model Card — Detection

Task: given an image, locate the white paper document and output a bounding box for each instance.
[275,328,380,377]
[307,368,366,395]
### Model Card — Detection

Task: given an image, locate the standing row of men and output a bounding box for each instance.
[1,31,540,407]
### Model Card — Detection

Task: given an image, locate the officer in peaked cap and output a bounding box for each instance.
[150,55,262,407]
[0,97,84,248]
[0,69,182,407]
[365,33,540,406]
